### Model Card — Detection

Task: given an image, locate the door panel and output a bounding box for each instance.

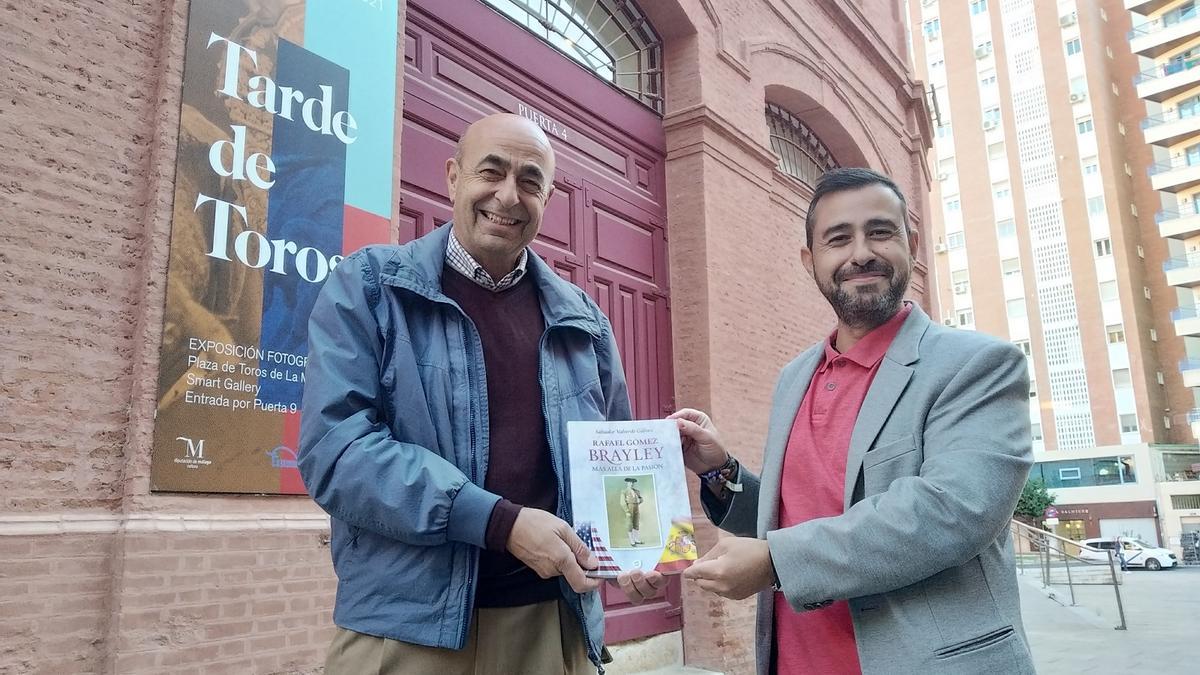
[584,181,671,421]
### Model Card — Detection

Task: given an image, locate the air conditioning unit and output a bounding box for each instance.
[975,45,992,59]
[934,243,948,253]
[1060,13,1077,27]
[943,317,956,326]
[983,120,998,131]
[937,172,950,181]
[1069,92,1086,103]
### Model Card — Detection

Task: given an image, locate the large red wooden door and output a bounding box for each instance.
[400,0,678,642]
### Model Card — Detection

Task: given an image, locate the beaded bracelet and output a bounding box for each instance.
[698,455,743,496]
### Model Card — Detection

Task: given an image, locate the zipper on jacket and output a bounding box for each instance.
[457,314,480,650]
[539,327,602,673]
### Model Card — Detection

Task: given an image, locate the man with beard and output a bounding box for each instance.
[300,113,631,674]
[619,168,1036,674]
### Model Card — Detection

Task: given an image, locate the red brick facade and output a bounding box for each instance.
[1,1,929,673]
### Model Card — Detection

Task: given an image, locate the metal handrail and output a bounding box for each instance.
[1009,520,1126,630]
[1148,154,1200,175]
[1136,57,1200,84]
[1012,518,1105,554]
[1128,8,1199,39]
[1156,200,1200,222]
[1164,251,1200,271]
[1143,107,1200,129]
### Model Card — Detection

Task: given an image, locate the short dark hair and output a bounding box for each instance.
[804,168,909,249]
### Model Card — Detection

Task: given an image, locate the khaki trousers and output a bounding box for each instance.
[324,599,594,675]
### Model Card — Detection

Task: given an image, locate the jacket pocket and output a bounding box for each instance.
[862,434,917,470]
[560,377,606,421]
[934,625,1014,659]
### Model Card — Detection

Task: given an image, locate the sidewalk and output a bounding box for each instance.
[1021,566,1200,674]
[617,567,1199,674]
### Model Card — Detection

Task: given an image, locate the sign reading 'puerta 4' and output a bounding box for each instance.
[151,0,398,493]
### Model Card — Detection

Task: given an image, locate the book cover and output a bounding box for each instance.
[568,419,697,578]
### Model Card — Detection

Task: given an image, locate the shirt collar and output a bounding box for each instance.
[821,302,914,371]
[445,228,529,292]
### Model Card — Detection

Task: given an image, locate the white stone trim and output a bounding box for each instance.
[0,512,331,536]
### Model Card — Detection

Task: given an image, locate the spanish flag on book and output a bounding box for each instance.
[655,518,698,573]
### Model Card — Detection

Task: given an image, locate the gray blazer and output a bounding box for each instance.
[704,305,1036,674]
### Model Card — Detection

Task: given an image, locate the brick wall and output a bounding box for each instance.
[0,534,114,673]
[109,530,333,674]
[1,0,158,513]
[1,0,925,673]
[1,0,360,672]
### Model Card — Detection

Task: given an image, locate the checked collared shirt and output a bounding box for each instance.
[445,228,529,292]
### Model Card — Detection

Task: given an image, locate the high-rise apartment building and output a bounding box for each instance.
[1127,0,1200,550]
[906,0,1200,553]
[1129,0,1200,436]
[908,0,1197,456]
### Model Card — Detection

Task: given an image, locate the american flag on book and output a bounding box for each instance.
[576,521,622,577]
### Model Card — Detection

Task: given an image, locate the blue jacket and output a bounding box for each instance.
[299,224,631,669]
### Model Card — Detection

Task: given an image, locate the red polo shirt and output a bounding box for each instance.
[773,303,912,675]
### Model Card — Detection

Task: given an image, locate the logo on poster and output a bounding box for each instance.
[174,436,214,469]
[266,445,299,469]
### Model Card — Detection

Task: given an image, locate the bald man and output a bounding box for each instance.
[300,114,632,674]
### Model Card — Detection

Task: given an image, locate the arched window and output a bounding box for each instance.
[481,0,663,113]
[766,103,839,186]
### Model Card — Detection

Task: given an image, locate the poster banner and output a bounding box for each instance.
[151,0,397,493]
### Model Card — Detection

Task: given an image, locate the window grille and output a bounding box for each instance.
[765,103,839,186]
[481,0,663,112]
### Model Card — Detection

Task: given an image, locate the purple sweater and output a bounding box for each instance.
[441,265,562,607]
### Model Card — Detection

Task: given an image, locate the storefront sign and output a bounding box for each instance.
[150,0,398,493]
[1043,506,1059,526]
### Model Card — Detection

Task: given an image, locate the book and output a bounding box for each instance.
[567,419,698,578]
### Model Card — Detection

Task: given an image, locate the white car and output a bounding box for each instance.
[1078,537,1178,571]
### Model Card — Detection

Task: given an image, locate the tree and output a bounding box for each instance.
[1014,477,1055,524]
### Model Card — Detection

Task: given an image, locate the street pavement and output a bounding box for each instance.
[1021,563,1200,674]
[617,564,1200,674]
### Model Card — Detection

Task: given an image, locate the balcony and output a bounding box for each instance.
[1129,9,1200,58]
[1135,58,1200,102]
[1164,251,1200,286]
[1143,107,1200,146]
[1181,359,1200,388]
[1158,201,1200,238]
[1127,0,1176,14]
[1149,155,1200,192]
[1173,306,1200,336]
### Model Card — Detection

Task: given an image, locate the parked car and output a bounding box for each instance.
[1077,537,1178,570]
